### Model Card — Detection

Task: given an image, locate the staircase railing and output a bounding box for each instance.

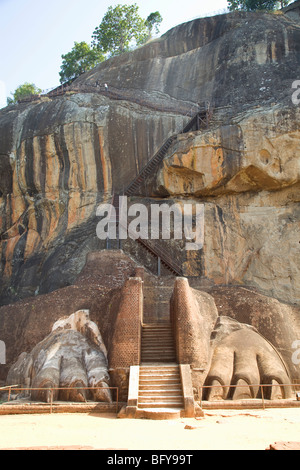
[124,135,177,197]
[124,108,210,197]
[108,105,212,276]
[109,194,183,276]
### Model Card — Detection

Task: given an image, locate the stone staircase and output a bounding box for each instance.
[138,365,184,411]
[141,323,176,363]
[133,323,185,418]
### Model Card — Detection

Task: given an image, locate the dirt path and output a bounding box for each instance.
[0,408,300,450]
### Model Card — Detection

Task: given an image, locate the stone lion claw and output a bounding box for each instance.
[6,310,112,403]
[204,317,292,401]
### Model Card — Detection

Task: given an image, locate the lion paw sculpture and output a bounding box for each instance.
[6,310,112,403]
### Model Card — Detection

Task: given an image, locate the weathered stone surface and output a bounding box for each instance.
[171,278,296,399]
[0,250,136,382]
[6,310,112,403]
[0,10,300,405]
[137,103,300,304]
[0,95,184,303]
[0,11,300,304]
[0,251,299,399]
[156,106,300,197]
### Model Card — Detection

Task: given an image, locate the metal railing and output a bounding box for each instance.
[109,193,184,276]
[0,385,119,414]
[199,382,298,410]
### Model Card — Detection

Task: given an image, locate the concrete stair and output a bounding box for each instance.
[138,365,184,415]
[141,323,176,363]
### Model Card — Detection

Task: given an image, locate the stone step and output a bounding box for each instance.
[142,325,172,329]
[142,337,174,342]
[142,337,174,341]
[141,355,176,360]
[139,371,180,377]
[137,363,184,412]
[139,377,180,383]
[141,351,176,357]
[138,401,184,409]
[140,365,179,370]
[142,362,178,364]
[138,393,183,401]
[141,358,177,363]
[139,390,182,397]
[135,408,182,419]
[142,332,173,336]
[141,347,175,354]
[141,323,176,364]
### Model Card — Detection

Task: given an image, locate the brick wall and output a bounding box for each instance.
[108,276,143,400]
[170,277,212,393]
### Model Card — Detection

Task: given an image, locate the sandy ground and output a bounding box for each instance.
[0,408,300,450]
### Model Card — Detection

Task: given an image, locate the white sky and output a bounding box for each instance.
[0,0,229,108]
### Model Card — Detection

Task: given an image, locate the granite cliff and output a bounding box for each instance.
[0,10,300,386]
[0,10,299,305]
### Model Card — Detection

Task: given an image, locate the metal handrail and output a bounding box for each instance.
[199,382,298,410]
[110,194,183,276]
[1,385,119,414]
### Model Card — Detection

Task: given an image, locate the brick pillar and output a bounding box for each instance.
[170,277,211,394]
[134,267,144,281]
[109,277,143,401]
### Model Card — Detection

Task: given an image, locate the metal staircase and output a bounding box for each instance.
[124,109,209,197]
[108,107,211,276]
[110,193,183,276]
[141,323,176,363]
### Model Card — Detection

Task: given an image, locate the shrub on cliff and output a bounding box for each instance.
[59,41,104,84]
[228,0,291,10]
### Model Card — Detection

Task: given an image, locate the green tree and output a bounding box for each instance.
[7,82,42,105]
[59,41,104,84]
[92,4,150,57]
[145,11,163,37]
[228,0,290,10]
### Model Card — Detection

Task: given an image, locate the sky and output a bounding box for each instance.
[0,0,229,108]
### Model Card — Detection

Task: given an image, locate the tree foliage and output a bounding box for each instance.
[92,4,162,57]
[59,41,104,84]
[7,83,42,105]
[145,11,163,37]
[227,0,290,10]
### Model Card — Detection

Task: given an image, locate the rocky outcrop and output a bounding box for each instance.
[141,104,300,304]
[0,10,299,403]
[171,277,295,399]
[0,11,300,304]
[0,95,184,303]
[2,254,298,400]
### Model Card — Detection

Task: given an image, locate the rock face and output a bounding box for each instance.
[0,10,300,401]
[0,11,300,304]
[2,255,298,401]
[148,105,300,304]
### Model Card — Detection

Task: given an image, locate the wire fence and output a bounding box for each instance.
[199,382,300,410]
[0,385,119,415]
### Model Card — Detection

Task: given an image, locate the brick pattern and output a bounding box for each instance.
[170,277,209,393]
[109,277,143,369]
[170,278,199,365]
